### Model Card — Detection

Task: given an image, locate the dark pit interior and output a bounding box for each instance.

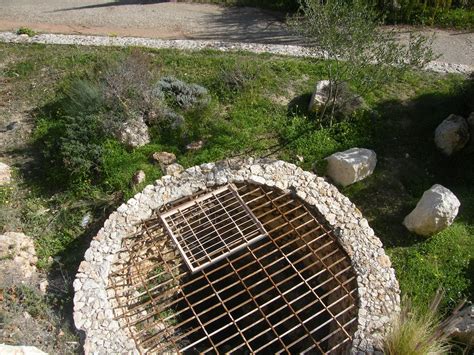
[108,183,358,354]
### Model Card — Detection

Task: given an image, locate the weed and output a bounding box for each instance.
[381,289,468,354]
[16,27,36,37]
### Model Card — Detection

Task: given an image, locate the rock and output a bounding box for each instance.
[403,184,460,236]
[434,114,470,156]
[80,213,91,228]
[39,279,49,295]
[325,148,377,187]
[0,162,12,185]
[0,232,38,286]
[309,80,331,112]
[446,304,473,345]
[131,170,146,186]
[0,344,47,354]
[151,152,176,166]
[165,163,184,176]
[6,121,19,131]
[308,80,364,115]
[186,140,204,152]
[113,115,150,148]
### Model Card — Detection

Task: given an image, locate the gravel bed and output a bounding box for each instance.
[1,32,472,75]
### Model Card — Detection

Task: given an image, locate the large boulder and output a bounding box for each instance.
[0,232,38,286]
[113,116,150,148]
[309,80,331,112]
[325,148,377,187]
[434,114,470,156]
[403,184,460,236]
[308,80,364,116]
[0,161,12,185]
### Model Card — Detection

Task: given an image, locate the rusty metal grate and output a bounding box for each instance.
[160,184,267,273]
[108,183,358,354]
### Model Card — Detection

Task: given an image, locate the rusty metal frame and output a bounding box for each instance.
[108,183,358,354]
[160,184,267,273]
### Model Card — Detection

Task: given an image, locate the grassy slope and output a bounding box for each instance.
[0,43,472,342]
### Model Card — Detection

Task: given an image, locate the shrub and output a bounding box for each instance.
[59,113,105,179]
[35,52,162,186]
[289,0,435,126]
[62,79,103,115]
[154,76,210,110]
[382,304,449,354]
[218,60,257,94]
[16,27,36,37]
[381,289,468,354]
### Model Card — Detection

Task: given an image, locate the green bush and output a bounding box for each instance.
[154,76,210,110]
[16,27,36,37]
[60,113,105,179]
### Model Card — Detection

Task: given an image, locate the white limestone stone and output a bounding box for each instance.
[434,114,470,156]
[0,162,12,185]
[403,184,460,236]
[325,148,377,187]
[308,80,331,112]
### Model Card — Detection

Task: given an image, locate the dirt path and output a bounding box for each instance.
[0,1,473,66]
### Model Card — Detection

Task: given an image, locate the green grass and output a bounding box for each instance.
[0,42,472,324]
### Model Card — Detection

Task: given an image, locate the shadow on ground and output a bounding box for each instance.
[194,6,299,44]
[53,0,171,12]
[342,74,474,249]
[53,1,300,44]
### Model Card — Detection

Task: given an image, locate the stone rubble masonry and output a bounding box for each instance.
[73,158,400,354]
[0,32,472,75]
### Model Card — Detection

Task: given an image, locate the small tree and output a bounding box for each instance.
[289,0,436,126]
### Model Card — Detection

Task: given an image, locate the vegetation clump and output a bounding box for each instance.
[381,289,468,354]
[34,52,212,189]
[154,76,210,110]
[16,27,36,37]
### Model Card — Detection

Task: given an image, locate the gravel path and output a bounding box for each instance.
[0,1,473,67]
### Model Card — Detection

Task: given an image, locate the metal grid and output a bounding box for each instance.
[108,183,358,354]
[160,184,267,273]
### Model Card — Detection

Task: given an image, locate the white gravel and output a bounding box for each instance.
[1,31,472,75]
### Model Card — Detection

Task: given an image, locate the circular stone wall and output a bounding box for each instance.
[73,158,400,354]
